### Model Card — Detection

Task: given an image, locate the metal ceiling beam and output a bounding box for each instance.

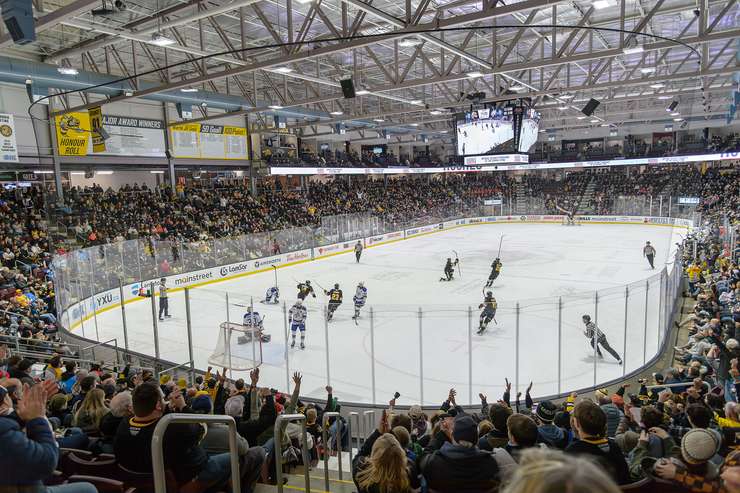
[51,2,740,116]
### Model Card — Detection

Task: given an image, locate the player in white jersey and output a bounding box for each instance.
[262,286,279,304]
[243,308,264,329]
[289,300,308,349]
[352,282,368,320]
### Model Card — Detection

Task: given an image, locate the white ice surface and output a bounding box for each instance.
[83,223,682,405]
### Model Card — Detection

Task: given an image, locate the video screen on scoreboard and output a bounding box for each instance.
[518,109,541,153]
[455,107,540,156]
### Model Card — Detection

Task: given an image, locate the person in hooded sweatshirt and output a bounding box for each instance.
[534,400,571,449]
[420,413,502,492]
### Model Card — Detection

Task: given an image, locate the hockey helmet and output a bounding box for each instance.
[160,278,166,283]
[295,299,303,306]
[582,314,591,322]
[487,291,493,297]
[334,283,339,289]
[358,281,364,287]
[306,280,311,285]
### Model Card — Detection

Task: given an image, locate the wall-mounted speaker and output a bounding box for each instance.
[340,78,356,99]
[666,101,679,112]
[581,98,600,116]
[0,0,36,44]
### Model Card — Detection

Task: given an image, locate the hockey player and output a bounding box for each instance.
[297,280,316,301]
[262,286,280,304]
[352,282,368,320]
[354,241,363,263]
[643,241,656,269]
[243,307,264,329]
[288,299,308,349]
[324,283,343,321]
[477,291,497,335]
[485,258,502,287]
[439,257,459,282]
[582,315,622,364]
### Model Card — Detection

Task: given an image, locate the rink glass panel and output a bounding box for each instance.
[53,213,688,404]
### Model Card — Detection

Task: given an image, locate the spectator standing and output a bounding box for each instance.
[565,400,630,485]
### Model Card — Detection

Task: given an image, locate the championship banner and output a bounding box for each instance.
[55,112,166,157]
[169,123,248,159]
[89,106,106,153]
[0,113,19,162]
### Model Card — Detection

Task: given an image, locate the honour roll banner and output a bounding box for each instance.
[170,123,248,159]
[54,112,166,157]
[0,114,19,162]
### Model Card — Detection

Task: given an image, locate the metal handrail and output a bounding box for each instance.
[274,413,311,493]
[322,411,343,490]
[646,381,710,391]
[152,414,240,493]
[160,361,194,375]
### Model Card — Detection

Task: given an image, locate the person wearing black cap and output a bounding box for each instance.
[534,400,571,449]
[419,413,501,491]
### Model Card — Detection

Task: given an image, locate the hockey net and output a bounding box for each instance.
[208,322,263,371]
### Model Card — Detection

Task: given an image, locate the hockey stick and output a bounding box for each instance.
[272,265,278,288]
[452,250,462,278]
[497,235,505,258]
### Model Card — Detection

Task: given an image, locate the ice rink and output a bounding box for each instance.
[86,222,682,405]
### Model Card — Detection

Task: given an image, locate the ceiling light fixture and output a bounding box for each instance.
[96,170,114,175]
[592,0,610,8]
[429,110,443,115]
[330,111,343,116]
[640,67,656,74]
[409,123,419,127]
[590,118,600,123]
[559,94,574,100]
[509,85,526,91]
[650,83,665,89]
[355,89,370,95]
[622,45,644,55]
[670,111,680,116]
[268,105,283,110]
[577,116,586,120]
[57,66,79,75]
[409,100,423,105]
[180,88,198,93]
[673,117,683,121]
[373,118,385,122]
[466,71,484,78]
[150,33,175,46]
[273,66,293,74]
[399,37,422,47]
[150,170,165,174]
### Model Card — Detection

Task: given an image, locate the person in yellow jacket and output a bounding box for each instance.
[686,263,702,297]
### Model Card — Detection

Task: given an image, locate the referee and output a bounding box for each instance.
[643,241,656,269]
[582,315,622,365]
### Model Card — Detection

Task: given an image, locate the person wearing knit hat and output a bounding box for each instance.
[176,378,187,390]
[680,428,719,464]
[191,394,212,414]
[653,428,721,487]
[419,412,502,491]
[535,401,570,449]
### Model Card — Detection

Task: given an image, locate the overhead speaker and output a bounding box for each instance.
[581,98,600,116]
[0,0,36,44]
[340,78,356,99]
[666,101,679,112]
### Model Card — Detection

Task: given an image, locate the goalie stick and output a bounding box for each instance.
[452,250,462,278]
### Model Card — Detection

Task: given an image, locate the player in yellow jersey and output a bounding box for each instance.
[324,283,343,321]
[477,291,498,335]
